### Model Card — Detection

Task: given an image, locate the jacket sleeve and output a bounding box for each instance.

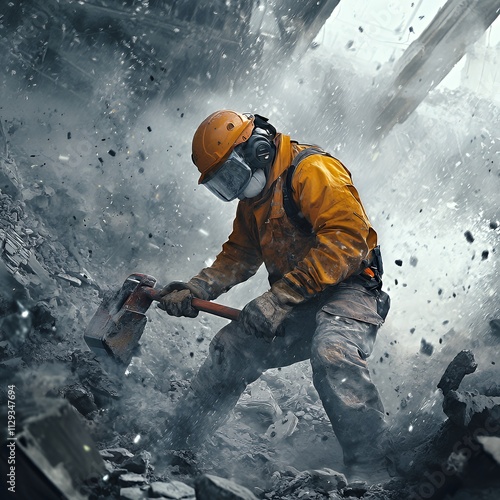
[189,201,264,300]
[276,155,377,302]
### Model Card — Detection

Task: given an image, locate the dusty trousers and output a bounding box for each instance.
[168,278,390,466]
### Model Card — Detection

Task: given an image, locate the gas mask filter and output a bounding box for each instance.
[239,169,266,199]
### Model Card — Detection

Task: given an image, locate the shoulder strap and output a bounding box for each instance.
[282,147,332,234]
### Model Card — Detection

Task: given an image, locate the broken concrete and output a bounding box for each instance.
[101,447,135,464]
[71,350,121,404]
[443,390,500,427]
[391,351,500,499]
[149,480,195,499]
[60,383,99,417]
[0,397,105,500]
[194,474,258,500]
[438,350,478,396]
[118,472,148,487]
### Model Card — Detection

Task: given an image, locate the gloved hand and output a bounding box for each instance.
[239,281,304,341]
[158,281,202,318]
[240,291,291,341]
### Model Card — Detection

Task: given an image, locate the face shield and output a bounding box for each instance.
[201,149,253,202]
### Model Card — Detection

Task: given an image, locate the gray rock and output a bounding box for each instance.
[438,350,477,396]
[57,272,82,286]
[419,338,434,356]
[13,398,105,499]
[0,340,15,360]
[271,467,347,497]
[122,450,152,474]
[149,480,195,498]
[71,350,121,400]
[103,460,128,479]
[102,447,135,463]
[61,383,98,417]
[281,465,301,477]
[341,481,369,498]
[31,301,56,332]
[118,472,147,486]
[66,268,97,287]
[236,380,282,424]
[119,486,148,500]
[477,436,500,465]
[195,474,257,500]
[0,160,20,197]
[26,252,53,287]
[490,319,500,335]
[443,390,500,427]
[307,468,347,491]
[265,411,299,441]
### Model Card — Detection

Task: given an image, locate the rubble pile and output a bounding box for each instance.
[3,275,500,500]
[1,9,499,494]
[0,184,105,372]
[90,445,199,500]
[1,148,500,500]
[0,174,100,298]
[0,188,51,289]
[391,351,500,499]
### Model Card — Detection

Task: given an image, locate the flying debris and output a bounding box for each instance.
[1,0,499,498]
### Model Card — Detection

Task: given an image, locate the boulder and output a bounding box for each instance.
[195,474,257,500]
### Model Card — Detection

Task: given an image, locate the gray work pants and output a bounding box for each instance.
[168,279,390,466]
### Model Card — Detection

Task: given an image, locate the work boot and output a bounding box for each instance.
[344,428,402,485]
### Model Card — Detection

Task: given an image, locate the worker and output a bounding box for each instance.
[158,110,392,478]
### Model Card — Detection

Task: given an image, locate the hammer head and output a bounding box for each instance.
[84,274,157,365]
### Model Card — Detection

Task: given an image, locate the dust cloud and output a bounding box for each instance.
[1,1,499,498]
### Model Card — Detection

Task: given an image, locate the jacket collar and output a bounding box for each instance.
[266,133,294,188]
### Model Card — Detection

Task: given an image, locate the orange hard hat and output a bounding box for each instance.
[192,110,255,183]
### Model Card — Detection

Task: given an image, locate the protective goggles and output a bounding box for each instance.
[201,148,252,202]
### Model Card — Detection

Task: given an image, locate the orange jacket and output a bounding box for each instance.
[190,133,378,304]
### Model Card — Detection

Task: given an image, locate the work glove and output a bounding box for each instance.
[239,281,304,341]
[157,281,206,318]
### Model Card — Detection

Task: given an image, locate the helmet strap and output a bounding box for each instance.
[254,114,277,139]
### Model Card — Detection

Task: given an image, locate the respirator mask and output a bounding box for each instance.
[202,148,258,202]
[202,120,276,202]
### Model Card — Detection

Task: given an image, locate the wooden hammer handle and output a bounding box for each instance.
[144,287,240,321]
[192,298,240,321]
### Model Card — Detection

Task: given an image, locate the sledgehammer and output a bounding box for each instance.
[84,273,240,365]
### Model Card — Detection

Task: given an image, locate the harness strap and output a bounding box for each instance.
[282,146,332,234]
